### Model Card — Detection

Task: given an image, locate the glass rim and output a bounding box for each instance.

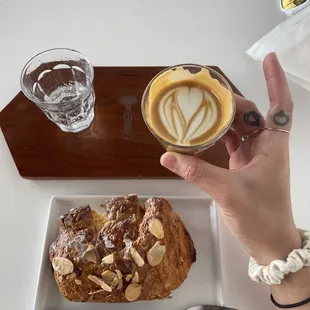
[20,48,94,106]
[141,63,236,150]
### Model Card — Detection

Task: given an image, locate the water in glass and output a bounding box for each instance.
[20,48,95,133]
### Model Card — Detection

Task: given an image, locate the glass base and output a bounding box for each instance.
[57,109,95,133]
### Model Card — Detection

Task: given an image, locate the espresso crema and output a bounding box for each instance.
[146,67,234,146]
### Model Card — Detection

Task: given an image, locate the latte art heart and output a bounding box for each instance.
[145,66,234,147]
[159,86,218,145]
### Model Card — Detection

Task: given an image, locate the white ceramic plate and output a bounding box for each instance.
[34,195,223,310]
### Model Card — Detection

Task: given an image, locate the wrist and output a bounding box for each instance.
[249,228,302,265]
[271,268,310,309]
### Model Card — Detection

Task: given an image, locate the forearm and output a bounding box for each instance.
[271,267,310,309]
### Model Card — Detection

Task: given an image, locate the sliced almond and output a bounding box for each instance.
[52,257,74,275]
[111,277,119,288]
[75,279,82,286]
[125,274,133,282]
[101,270,117,284]
[132,271,139,283]
[149,219,164,239]
[89,289,105,295]
[87,275,112,292]
[147,241,166,267]
[82,245,98,263]
[101,253,114,264]
[125,283,142,301]
[66,272,76,280]
[130,247,145,267]
[116,278,123,290]
[115,269,123,279]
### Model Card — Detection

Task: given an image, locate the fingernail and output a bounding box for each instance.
[160,153,177,171]
[265,52,277,62]
[271,52,280,64]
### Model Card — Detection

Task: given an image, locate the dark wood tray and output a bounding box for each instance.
[0,66,241,179]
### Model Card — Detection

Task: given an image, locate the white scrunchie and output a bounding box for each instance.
[248,229,310,285]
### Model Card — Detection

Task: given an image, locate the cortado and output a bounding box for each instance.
[142,65,235,151]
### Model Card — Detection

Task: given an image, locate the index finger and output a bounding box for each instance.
[232,94,265,136]
[263,53,293,131]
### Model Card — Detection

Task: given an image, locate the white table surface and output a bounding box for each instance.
[1,1,310,309]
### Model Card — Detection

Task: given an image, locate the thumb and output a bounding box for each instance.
[160,152,229,195]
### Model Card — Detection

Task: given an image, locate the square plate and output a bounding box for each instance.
[34,195,223,310]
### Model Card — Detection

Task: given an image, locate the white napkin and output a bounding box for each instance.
[247,6,310,91]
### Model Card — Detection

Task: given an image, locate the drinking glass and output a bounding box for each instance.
[20,48,95,132]
[141,64,235,155]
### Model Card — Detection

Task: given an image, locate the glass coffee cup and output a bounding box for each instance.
[141,64,236,155]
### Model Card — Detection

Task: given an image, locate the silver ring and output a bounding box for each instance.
[241,126,290,143]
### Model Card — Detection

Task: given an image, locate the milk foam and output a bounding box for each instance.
[148,66,234,146]
[159,86,218,145]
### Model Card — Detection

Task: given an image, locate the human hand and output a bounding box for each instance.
[160,53,301,265]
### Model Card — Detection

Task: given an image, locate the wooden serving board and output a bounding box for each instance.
[0,66,241,179]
